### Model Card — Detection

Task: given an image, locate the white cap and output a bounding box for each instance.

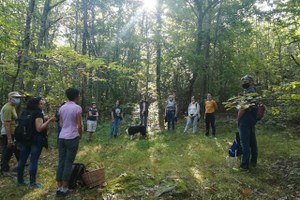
[8,91,22,98]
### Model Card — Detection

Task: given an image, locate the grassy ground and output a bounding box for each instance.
[0,117,299,199]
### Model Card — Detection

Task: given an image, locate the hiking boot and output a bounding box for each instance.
[30,183,43,189]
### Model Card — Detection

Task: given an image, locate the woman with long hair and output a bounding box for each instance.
[17,97,54,188]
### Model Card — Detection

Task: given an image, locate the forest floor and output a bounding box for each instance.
[0,117,299,200]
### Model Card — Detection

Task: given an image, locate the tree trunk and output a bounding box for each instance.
[19,0,36,91]
[74,0,79,51]
[81,0,88,110]
[156,0,164,129]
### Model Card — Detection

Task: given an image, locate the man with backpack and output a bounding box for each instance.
[0,91,22,175]
[237,75,258,172]
[184,96,200,134]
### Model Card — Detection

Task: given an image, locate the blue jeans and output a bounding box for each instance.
[140,114,148,128]
[184,116,199,134]
[239,123,257,169]
[110,118,121,138]
[56,137,79,182]
[167,111,175,131]
[17,142,43,184]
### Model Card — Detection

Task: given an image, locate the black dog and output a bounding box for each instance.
[126,125,147,139]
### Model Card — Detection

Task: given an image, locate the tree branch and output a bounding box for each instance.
[50,0,66,10]
[46,17,63,31]
[186,0,198,19]
[203,0,220,17]
[290,55,300,67]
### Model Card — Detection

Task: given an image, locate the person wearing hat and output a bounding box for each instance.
[0,91,23,175]
[86,102,99,141]
[237,75,258,172]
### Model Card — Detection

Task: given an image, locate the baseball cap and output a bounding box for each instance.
[241,75,253,82]
[8,91,22,98]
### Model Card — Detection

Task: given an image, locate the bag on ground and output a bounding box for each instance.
[228,132,242,157]
[69,163,86,189]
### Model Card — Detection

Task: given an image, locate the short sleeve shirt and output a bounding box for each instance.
[87,108,98,121]
[30,110,47,137]
[112,106,122,118]
[59,101,82,139]
[1,103,18,135]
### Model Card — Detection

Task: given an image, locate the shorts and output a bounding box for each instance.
[87,120,97,132]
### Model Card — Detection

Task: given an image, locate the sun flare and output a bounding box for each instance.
[142,0,157,11]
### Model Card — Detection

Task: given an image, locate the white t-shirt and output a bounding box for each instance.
[188,102,199,117]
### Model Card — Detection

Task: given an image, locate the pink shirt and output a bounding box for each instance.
[59,101,82,139]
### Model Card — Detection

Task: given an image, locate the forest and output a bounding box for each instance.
[0,0,299,199]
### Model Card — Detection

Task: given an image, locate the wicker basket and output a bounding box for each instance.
[82,162,105,188]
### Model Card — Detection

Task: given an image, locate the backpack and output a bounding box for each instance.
[228,132,242,157]
[14,110,34,143]
[256,103,266,121]
[69,163,86,189]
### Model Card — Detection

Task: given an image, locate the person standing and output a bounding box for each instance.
[184,96,200,134]
[238,75,258,172]
[164,95,177,131]
[17,97,54,188]
[56,88,83,197]
[0,91,22,175]
[110,100,123,138]
[204,93,218,137]
[86,102,99,142]
[139,95,149,128]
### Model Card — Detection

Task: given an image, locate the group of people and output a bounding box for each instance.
[0,88,82,196]
[0,74,259,197]
[164,93,218,137]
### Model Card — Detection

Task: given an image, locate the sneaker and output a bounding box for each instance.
[30,183,43,188]
[56,190,70,197]
[232,167,250,173]
[239,167,250,173]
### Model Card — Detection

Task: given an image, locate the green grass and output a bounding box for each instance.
[0,118,299,199]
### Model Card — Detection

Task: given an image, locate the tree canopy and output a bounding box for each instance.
[0,0,299,124]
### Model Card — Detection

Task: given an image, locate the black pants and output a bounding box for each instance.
[205,113,216,136]
[1,135,20,172]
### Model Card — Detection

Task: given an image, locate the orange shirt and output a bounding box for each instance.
[205,100,218,113]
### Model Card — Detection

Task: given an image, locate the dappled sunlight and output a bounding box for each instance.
[148,143,168,164]
[190,167,204,184]
[77,144,103,159]
[214,139,225,152]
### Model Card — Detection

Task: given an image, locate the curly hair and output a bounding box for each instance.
[26,97,43,111]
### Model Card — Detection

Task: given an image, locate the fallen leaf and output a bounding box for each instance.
[241,188,252,197]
